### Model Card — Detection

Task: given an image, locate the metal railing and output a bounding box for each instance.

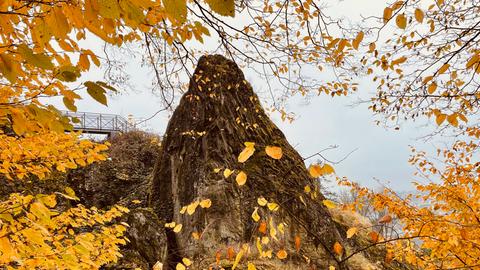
[62,111,130,135]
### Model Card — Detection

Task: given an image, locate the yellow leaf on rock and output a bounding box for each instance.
[182,258,192,266]
[187,201,199,215]
[322,200,336,209]
[173,223,183,233]
[346,227,358,238]
[165,222,176,228]
[252,207,261,222]
[238,142,255,163]
[224,168,233,178]
[265,146,283,159]
[200,199,212,208]
[257,197,268,206]
[236,171,247,186]
[232,247,244,270]
[267,202,279,211]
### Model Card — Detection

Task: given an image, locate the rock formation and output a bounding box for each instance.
[150,55,397,269]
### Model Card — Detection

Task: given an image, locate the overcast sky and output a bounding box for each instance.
[49,0,449,192]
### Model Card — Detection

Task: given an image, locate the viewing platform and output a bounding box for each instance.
[62,111,130,137]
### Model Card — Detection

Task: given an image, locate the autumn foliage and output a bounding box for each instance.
[1,0,480,269]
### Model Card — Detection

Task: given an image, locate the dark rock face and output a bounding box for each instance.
[67,131,160,209]
[150,55,357,269]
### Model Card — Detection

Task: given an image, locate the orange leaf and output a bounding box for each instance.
[447,114,459,127]
[383,7,393,23]
[436,114,447,126]
[265,146,283,159]
[259,221,267,234]
[414,8,424,23]
[352,31,364,50]
[395,14,407,29]
[295,235,301,252]
[369,231,380,243]
[378,215,392,224]
[276,249,288,259]
[333,242,343,255]
[227,246,235,260]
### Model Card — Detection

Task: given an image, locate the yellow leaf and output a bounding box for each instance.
[132,199,142,204]
[322,200,336,209]
[414,8,424,23]
[213,168,221,173]
[238,143,255,163]
[333,242,343,255]
[267,202,279,211]
[223,168,234,178]
[352,31,364,50]
[163,0,187,23]
[232,247,245,270]
[173,223,183,233]
[395,14,407,29]
[346,227,358,238]
[265,146,283,159]
[199,199,212,208]
[165,222,176,228]
[84,81,108,106]
[257,197,268,206]
[323,164,335,174]
[0,53,18,83]
[192,231,201,239]
[252,207,261,222]
[247,262,256,270]
[180,206,187,214]
[276,249,288,259]
[98,0,121,19]
[18,44,54,70]
[329,266,336,270]
[182,258,192,266]
[309,164,323,177]
[187,201,199,215]
[304,185,311,193]
[176,263,186,270]
[236,171,247,186]
[204,0,235,17]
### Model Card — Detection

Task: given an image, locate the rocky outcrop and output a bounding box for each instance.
[149,55,396,269]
